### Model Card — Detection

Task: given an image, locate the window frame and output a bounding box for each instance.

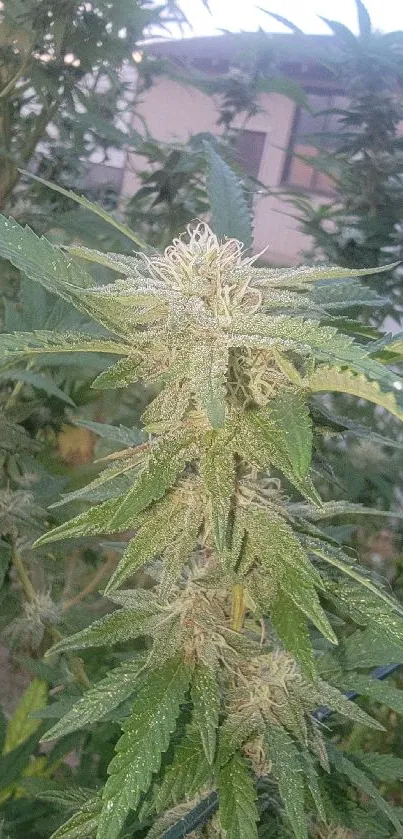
[234,128,267,181]
[282,87,342,196]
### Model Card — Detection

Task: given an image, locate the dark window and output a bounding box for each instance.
[235,130,266,179]
[283,92,343,194]
[82,164,124,191]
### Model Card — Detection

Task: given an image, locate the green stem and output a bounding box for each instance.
[4,379,25,412]
[62,555,115,611]
[11,541,36,603]
[0,55,31,101]
[48,626,90,689]
[4,360,34,411]
[0,99,60,210]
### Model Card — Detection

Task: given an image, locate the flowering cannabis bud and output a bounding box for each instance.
[0,211,402,839]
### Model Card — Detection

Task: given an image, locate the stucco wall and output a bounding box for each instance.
[121,77,322,265]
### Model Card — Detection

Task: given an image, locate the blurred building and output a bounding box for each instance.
[94,34,348,264]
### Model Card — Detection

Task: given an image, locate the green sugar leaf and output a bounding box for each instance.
[264,726,308,839]
[191,662,220,765]
[98,657,192,839]
[218,752,258,839]
[42,657,147,741]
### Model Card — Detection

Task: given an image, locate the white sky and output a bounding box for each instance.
[178,0,402,36]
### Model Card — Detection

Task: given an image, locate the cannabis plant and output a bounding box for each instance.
[2,187,403,839]
[0,0,192,212]
[279,1,403,319]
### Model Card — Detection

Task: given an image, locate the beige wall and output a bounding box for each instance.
[121,77,321,265]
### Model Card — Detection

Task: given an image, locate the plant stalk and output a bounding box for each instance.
[11,541,36,603]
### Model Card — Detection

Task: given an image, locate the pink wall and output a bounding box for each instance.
[122,78,322,265]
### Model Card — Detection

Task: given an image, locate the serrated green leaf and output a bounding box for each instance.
[327,745,403,837]
[104,495,187,594]
[252,261,397,289]
[202,433,235,551]
[271,593,316,681]
[33,496,133,547]
[3,679,48,754]
[29,783,95,810]
[320,13,358,42]
[290,500,401,521]
[273,348,304,384]
[0,216,133,334]
[305,365,403,420]
[73,419,145,447]
[191,663,220,765]
[142,383,191,435]
[243,509,336,643]
[92,356,141,390]
[307,539,403,620]
[107,589,161,610]
[311,279,382,309]
[235,409,320,503]
[46,607,159,656]
[0,330,129,365]
[65,245,139,274]
[21,170,147,249]
[340,673,403,717]
[316,679,384,730]
[105,434,195,533]
[341,625,403,670]
[153,724,212,814]
[386,333,403,355]
[325,580,403,649]
[0,215,92,297]
[356,0,372,36]
[277,582,334,650]
[98,657,192,839]
[229,312,363,363]
[159,503,204,597]
[300,750,326,822]
[42,657,147,742]
[352,751,403,783]
[0,227,155,346]
[0,370,75,406]
[35,436,193,548]
[264,726,308,839]
[49,796,102,839]
[261,287,319,315]
[5,275,88,334]
[268,390,312,479]
[261,10,303,32]
[231,313,402,390]
[148,615,187,671]
[84,280,172,333]
[204,143,253,247]
[217,713,264,768]
[218,752,258,839]
[30,698,76,722]
[50,456,141,508]
[189,340,228,428]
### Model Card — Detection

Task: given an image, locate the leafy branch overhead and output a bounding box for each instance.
[1,195,403,839]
